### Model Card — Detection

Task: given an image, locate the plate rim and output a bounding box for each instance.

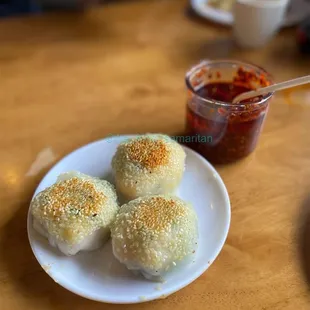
[27,135,231,304]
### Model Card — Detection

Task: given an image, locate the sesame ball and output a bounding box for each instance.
[31,171,119,256]
[111,195,198,281]
[111,134,186,200]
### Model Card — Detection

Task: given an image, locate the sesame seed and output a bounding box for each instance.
[124,137,169,169]
[132,197,185,233]
[111,195,198,277]
[39,178,106,218]
[111,134,186,201]
[31,173,119,246]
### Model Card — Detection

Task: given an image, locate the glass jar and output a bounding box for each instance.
[185,60,273,164]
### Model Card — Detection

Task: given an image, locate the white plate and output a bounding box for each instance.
[27,135,231,304]
[191,0,310,27]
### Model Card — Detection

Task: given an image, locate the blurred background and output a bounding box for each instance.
[0,0,102,16]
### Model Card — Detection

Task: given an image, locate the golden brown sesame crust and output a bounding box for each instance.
[133,197,186,232]
[124,137,170,169]
[31,173,120,246]
[111,195,198,274]
[39,178,106,218]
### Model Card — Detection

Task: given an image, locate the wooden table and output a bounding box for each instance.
[1,0,310,309]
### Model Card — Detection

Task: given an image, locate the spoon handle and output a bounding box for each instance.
[232,75,310,104]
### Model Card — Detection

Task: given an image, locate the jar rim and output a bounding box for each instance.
[185,59,274,108]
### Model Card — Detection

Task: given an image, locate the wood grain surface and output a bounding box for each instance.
[1,0,310,309]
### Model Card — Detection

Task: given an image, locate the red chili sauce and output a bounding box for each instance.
[185,71,270,164]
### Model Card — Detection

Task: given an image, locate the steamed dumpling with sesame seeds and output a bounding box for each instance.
[111,195,198,281]
[30,171,119,256]
[111,134,186,200]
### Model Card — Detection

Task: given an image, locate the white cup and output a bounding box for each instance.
[233,0,290,48]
